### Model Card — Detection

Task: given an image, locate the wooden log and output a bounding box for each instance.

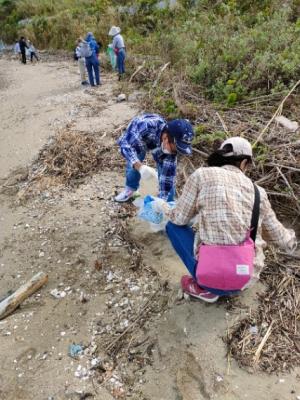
[0,272,48,320]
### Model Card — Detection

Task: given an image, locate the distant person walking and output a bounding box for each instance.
[19,37,28,64]
[82,32,100,87]
[28,40,39,62]
[75,38,88,85]
[109,26,126,81]
[14,41,21,61]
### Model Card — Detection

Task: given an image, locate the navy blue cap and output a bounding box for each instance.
[166,119,194,155]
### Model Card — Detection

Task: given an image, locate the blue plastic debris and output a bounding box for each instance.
[138,195,164,224]
[68,344,83,358]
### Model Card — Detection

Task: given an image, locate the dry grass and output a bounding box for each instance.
[226,254,300,373]
[17,128,124,198]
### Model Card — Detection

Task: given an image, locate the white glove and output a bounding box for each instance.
[285,232,297,254]
[152,197,168,213]
[139,165,158,181]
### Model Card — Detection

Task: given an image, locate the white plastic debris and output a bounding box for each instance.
[275,116,299,132]
[177,288,184,300]
[183,293,190,300]
[117,93,126,102]
[249,325,258,335]
[50,289,66,299]
[74,364,89,379]
[120,319,129,330]
[130,285,140,292]
[90,357,101,368]
[79,292,88,303]
[106,271,114,282]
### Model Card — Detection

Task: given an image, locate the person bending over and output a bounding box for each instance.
[115,113,194,202]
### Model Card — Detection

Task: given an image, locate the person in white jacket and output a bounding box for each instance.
[27,40,39,62]
[75,38,88,86]
[14,41,21,61]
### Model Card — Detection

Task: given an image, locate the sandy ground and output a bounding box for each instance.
[0,57,299,400]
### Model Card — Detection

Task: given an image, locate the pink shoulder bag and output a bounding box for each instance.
[195,184,260,291]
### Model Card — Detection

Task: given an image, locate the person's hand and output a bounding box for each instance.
[133,161,142,170]
[152,198,168,213]
[285,233,297,254]
[139,165,158,181]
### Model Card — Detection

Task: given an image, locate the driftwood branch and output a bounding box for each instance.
[0,272,48,320]
[129,61,146,83]
[152,62,171,88]
[275,166,300,214]
[253,321,274,364]
[254,79,300,146]
[192,147,209,158]
[216,112,229,136]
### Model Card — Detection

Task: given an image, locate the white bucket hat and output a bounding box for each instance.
[219,137,253,157]
[108,26,121,36]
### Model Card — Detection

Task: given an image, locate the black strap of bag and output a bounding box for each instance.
[250,183,260,242]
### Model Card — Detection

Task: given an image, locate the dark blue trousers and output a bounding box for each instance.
[85,55,100,86]
[117,49,126,75]
[165,222,238,296]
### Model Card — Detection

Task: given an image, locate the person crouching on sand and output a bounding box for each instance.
[152,137,297,303]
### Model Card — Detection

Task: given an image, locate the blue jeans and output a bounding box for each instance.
[125,151,146,191]
[165,222,238,296]
[117,49,126,75]
[125,151,174,202]
[85,55,100,86]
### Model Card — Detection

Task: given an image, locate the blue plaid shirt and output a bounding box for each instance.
[117,114,177,200]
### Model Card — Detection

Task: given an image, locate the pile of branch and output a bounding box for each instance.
[164,79,300,218]
[35,129,105,182]
[226,254,300,373]
[21,129,124,191]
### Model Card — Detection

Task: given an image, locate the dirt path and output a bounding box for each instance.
[0,58,299,400]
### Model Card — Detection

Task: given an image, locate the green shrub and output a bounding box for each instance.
[153,94,180,119]
[2,0,300,105]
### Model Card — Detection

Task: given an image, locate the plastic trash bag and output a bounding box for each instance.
[134,195,175,232]
[107,44,117,70]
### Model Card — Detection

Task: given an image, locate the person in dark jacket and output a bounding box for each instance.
[85,32,100,86]
[19,37,28,64]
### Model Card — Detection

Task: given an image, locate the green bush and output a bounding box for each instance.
[2,0,300,105]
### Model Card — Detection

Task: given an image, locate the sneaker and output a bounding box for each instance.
[115,188,136,203]
[81,81,89,85]
[181,276,219,303]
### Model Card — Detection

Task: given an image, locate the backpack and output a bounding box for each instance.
[73,48,78,61]
[79,41,93,58]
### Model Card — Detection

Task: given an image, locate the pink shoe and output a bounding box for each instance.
[181,275,219,303]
